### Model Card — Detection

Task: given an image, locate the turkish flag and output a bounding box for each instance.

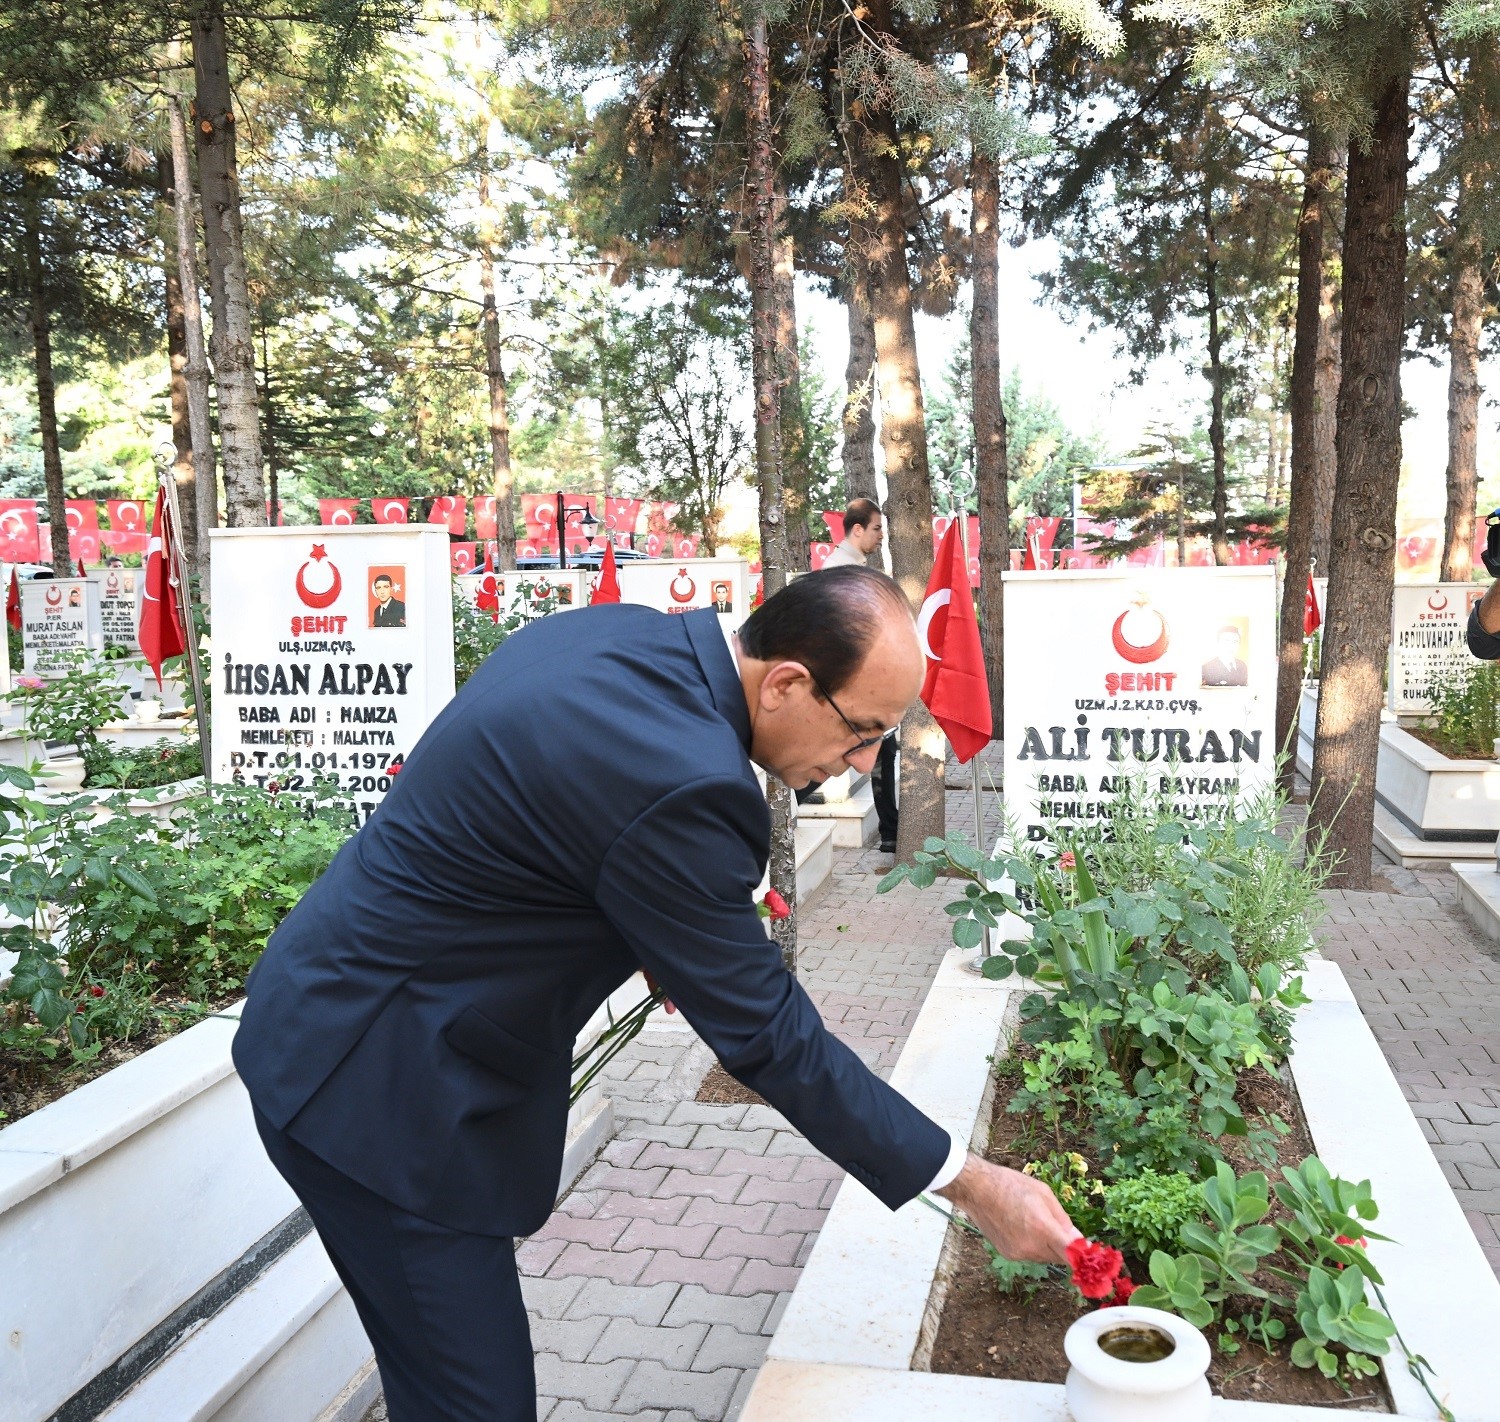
[319,498,359,527]
[473,495,498,540]
[450,542,477,574]
[69,527,102,565]
[6,568,19,630]
[104,499,148,554]
[371,497,410,525]
[429,495,467,537]
[591,542,621,605]
[919,519,992,763]
[139,488,187,688]
[822,510,846,543]
[0,501,40,561]
[476,543,501,621]
[1303,572,1322,638]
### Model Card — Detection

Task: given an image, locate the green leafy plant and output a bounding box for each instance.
[1425,658,1500,760]
[1102,1168,1204,1259]
[81,736,203,790]
[3,651,128,747]
[452,590,522,689]
[985,1246,1052,1297]
[1020,1150,1106,1238]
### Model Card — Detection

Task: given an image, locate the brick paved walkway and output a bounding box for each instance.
[1314,861,1500,1279]
[361,762,1500,1420]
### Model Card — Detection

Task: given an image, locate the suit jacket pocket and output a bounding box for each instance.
[443,1005,556,1086]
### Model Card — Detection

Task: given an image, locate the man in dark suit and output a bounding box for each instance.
[371,573,406,627]
[233,566,1077,1421]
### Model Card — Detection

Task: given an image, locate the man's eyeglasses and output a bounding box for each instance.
[806,670,898,756]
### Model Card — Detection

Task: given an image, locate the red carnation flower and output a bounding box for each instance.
[1100,1274,1136,1308]
[388,762,402,776]
[762,889,790,921]
[1067,1238,1126,1300]
[89,985,106,998]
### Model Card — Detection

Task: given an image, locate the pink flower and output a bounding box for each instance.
[1058,851,1076,872]
[15,675,43,691]
[1067,1238,1126,1300]
[761,889,790,920]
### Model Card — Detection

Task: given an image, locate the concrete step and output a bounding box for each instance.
[796,785,878,848]
[1372,802,1495,869]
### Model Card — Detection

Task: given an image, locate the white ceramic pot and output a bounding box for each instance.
[1064,1306,1211,1422]
[136,697,163,724]
[40,755,87,793]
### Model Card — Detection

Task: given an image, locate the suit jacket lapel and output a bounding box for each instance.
[683,609,751,752]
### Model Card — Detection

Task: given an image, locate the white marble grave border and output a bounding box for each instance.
[740,949,1500,1422]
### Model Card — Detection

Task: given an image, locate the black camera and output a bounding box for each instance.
[1485,511,1500,578]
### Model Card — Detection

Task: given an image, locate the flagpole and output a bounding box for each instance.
[952,502,992,960]
[156,451,212,784]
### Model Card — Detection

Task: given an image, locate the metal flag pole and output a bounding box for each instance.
[953,499,992,960]
[156,450,212,784]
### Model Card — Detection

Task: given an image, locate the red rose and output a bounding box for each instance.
[1067,1238,1126,1300]
[89,985,106,998]
[762,889,790,920]
[1100,1274,1135,1308]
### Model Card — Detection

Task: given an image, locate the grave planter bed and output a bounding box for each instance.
[740,949,1500,1422]
[1,983,625,1421]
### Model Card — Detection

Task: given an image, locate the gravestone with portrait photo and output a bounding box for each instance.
[1001,567,1277,845]
[89,568,143,652]
[455,567,589,619]
[1388,583,1484,718]
[209,526,455,826]
[615,558,750,642]
[20,577,105,677]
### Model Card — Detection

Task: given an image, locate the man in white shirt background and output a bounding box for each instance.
[804,499,899,857]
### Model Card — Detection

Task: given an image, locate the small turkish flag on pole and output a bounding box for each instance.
[5,568,19,631]
[476,542,501,622]
[919,519,992,763]
[1303,572,1322,638]
[591,542,621,605]
[139,487,187,688]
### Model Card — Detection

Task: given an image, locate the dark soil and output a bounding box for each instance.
[695,1061,766,1107]
[928,1065,1394,1412]
[0,995,234,1127]
[1404,725,1493,762]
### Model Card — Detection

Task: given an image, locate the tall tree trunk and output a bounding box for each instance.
[158,152,200,577]
[259,322,278,523]
[1276,124,1336,792]
[774,198,812,572]
[1309,145,1345,572]
[841,252,878,503]
[1204,180,1231,564]
[971,139,1008,737]
[744,12,797,970]
[478,164,517,569]
[20,163,69,573]
[168,94,218,587]
[1442,220,1483,583]
[1309,75,1409,891]
[854,9,943,863]
[192,1,265,526]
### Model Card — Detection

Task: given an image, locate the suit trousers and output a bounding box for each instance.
[254,1109,537,1422]
[871,734,899,848]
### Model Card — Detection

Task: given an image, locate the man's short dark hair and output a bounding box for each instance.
[844,498,882,533]
[374,575,393,588]
[739,565,910,695]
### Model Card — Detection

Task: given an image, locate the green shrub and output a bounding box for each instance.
[1103,1169,1204,1259]
[82,736,203,789]
[1427,658,1500,759]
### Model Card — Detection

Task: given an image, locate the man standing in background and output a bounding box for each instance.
[809,499,899,856]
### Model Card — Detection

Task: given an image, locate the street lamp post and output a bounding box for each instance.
[555,493,600,570]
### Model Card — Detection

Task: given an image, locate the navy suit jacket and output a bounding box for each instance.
[233,605,948,1236]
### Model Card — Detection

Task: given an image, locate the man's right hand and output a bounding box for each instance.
[935,1153,1081,1266]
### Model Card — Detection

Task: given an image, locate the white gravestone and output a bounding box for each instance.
[89,568,143,652]
[615,558,750,641]
[1003,567,1277,846]
[20,578,104,677]
[1388,583,1484,717]
[209,527,455,826]
[455,568,589,619]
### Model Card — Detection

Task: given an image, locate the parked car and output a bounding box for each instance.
[514,548,650,571]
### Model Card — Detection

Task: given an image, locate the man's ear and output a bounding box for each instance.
[759,660,808,712]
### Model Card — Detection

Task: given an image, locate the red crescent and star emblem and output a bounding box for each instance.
[45,585,61,606]
[670,569,696,604]
[295,543,343,609]
[1110,598,1169,664]
[1428,592,1449,613]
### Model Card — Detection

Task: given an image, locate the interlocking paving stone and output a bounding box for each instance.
[613,1359,742,1419]
[587,1317,710,1368]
